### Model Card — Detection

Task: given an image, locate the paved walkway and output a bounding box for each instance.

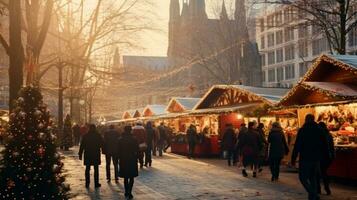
[62,147,357,200]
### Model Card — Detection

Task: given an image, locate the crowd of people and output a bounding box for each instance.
[67,113,334,200]
[221,114,335,200]
[77,120,173,200]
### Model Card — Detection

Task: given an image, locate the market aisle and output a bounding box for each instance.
[62,147,356,200]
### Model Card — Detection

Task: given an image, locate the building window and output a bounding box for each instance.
[299,62,309,77]
[262,71,266,82]
[277,67,284,81]
[284,26,295,42]
[276,30,283,45]
[260,54,266,66]
[267,33,275,47]
[285,64,295,80]
[298,40,308,57]
[276,48,284,63]
[285,45,295,61]
[267,15,274,29]
[268,69,276,82]
[284,7,294,23]
[275,11,283,26]
[312,37,328,56]
[298,23,308,38]
[259,18,265,32]
[349,27,357,47]
[268,51,276,65]
[261,36,265,49]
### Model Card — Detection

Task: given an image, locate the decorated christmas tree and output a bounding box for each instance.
[0,86,69,199]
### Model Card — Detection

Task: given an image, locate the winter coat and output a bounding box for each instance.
[237,128,262,158]
[158,125,167,144]
[321,128,335,163]
[257,127,268,157]
[118,132,139,178]
[103,128,120,156]
[222,128,237,151]
[146,127,155,148]
[268,127,289,159]
[79,130,103,166]
[186,127,198,144]
[292,122,327,163]
[132,125,147,145]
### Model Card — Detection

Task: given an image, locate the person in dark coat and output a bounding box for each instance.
[145,121,155,167]
[72,123,81,146]
[292,114,327,200]
[222,124,237,166]
[103,124,120,183]
[268,122,289,181]
[316,122,335,195]
[118,126,139,200]
[157,122,167,156]
[78,124,104,188]
[237,121,262,178]
[257,123,268,172]
[186,124,198,159]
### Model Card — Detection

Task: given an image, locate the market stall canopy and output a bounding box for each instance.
[142,105,167,117]
[194,85,289,110]
[133,108,144,118]
[302,54,357,84]
[191,102,262,115]
[122,110,136,119]
[166,97,201,113]
[276,54,357,109]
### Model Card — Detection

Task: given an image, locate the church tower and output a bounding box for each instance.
[167,0,180,60]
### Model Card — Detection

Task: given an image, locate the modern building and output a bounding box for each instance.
[256,4,357,88]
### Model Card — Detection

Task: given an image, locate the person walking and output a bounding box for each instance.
[78,124,104,188]
[152,124,160,156]
[257,123,268,172]
[237,121,262,178]
[72,123,81,146]
[145,122,155,167]
[132,121,147,168]
[268,122,289,181]
[292,114,327,200]
[222,124,237,166]
[317,122,335,195]
[118,126,139,200]
[157,122,167,156]
[186,124,198,159]
[103,124,120,183]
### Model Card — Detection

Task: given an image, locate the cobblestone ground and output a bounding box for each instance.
[62,147,357,200]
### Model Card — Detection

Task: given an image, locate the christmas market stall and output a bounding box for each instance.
[121,110,136,120]
[170,85,288,157]
[142,105,167,118]
[163,97,202,155]
[275,54,357,179]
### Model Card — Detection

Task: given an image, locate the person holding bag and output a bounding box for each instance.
[132,121,147,168]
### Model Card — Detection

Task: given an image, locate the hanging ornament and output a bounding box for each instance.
[38,123,44,129]
[27,135,33,140]
[13,151,19,157]
[7,180,15,189]
[26,167,32,172]
[19,111,26,118]
[38,132,45,139]
[37,146,45,157]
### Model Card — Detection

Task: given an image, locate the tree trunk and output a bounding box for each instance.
[9,0,24,111]
[57,64,64,133]
[339,1,347,55]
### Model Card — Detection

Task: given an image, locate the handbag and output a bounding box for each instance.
[139,143,147,150]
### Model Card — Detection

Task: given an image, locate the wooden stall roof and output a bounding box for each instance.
[133,108,144,118]
[166,97,201,113]
[191,102,262,115]
[301,54,357,84]
[142,104,167,117]
[277,54,357,109]
[194,85,289,110]
[121,110,136,119]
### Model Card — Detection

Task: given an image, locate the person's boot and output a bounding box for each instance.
[325,186,331,195]
[253,172,257,178]
[242,169,248,177]
[228,160,231,166]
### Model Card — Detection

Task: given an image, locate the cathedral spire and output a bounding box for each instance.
[220,0,228,20]
[169,0,180,21]
[235,0,246,25]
